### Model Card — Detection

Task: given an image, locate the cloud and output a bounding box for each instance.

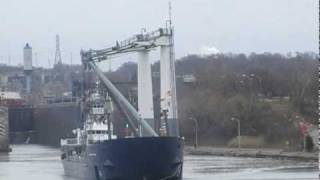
[199,46,221,56]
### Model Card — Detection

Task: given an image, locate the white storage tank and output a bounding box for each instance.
[23,43,33,73]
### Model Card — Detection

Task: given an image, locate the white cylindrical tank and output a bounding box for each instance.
[23,43,33,72]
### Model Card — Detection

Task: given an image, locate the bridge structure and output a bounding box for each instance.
[81,25,179,137]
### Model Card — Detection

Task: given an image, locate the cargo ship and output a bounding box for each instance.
[61,90,183,180]
[61,26,183,179]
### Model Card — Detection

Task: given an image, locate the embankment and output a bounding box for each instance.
[184,146,318,161]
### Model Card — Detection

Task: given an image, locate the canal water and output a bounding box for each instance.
[0,144,317,180]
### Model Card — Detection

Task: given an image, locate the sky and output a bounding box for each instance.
[0,0,318,69]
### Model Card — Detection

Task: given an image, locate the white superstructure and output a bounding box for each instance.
[61,86,117,147]
[86,121,116,143]
[0,91,22,100]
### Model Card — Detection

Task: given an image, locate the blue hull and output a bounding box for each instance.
[62,137,183,180]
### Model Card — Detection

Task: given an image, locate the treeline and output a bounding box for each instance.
[111,52,317,147]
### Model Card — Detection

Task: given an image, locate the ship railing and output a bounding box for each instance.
[60,138,79,146]
[87,134,110,144]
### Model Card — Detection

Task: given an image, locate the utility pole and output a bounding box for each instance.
[195,118,198,148]
[169,0,172,27]
[7,54,11,66]
[48,58,51,68]
[34,52,38,67]
[231,117,241,149]
[190,117,198,148]
[70,52,73,65]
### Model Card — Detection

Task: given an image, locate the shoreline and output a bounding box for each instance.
[184,146,318,161]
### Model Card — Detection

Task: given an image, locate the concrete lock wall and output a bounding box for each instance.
[9,105,34,144]
[0,107,9,152]
[33,103,81,146]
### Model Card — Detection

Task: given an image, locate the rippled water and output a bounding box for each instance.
[184,155,318,180]
[0,144,317,180]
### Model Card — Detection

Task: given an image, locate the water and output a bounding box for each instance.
[184,155,318,180]
[0,144,317,180]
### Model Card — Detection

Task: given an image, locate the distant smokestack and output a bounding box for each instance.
[23,43,32,94]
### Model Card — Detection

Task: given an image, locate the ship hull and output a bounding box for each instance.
[62,136,183,180]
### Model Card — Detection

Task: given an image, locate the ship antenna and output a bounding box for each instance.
[168,0,172,28]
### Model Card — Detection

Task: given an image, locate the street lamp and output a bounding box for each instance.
[231,117,241,149]
[190,117,198,148]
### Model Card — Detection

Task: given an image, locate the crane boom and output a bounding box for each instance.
[81,26,179,137]
[84,60,158,137]
[81,28,172,62]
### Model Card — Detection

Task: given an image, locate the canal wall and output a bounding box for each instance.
[184,146,318,161]
[0,107,9,152]
[8,105,34,144]
[33,103,81,146]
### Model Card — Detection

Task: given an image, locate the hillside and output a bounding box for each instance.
[111,52,317,148]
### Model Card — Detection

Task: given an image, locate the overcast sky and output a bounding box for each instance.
[0,0,318,69]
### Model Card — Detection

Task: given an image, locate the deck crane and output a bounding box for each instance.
[81,27,179,137]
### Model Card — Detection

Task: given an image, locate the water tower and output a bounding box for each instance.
[23,43,32,94]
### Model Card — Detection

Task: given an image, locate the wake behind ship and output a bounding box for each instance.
[61,26,183,180]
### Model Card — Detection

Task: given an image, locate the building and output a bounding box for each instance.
[0,91,25,106]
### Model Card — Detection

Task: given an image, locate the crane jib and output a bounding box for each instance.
[87,61,158,137]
